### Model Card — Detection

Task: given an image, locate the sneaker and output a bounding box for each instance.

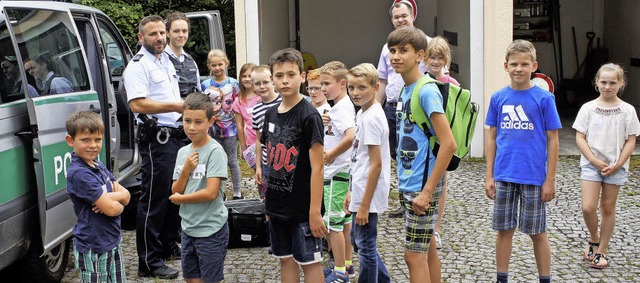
[323,267,333,277]
[434,232,442,249]
[138,265,179,279]
[324,266,354,277]
[346,265,355,277]
[233,195,244,200]
[387,206,403,218]
[325,271,349,283]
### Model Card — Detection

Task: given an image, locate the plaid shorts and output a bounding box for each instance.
[74,244,126,283]
[492,181,546,235]
[401,176,444,253]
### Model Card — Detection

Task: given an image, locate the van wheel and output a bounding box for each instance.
[20,238,71,282]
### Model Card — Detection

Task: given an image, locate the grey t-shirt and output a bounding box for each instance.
[173,139,228,237]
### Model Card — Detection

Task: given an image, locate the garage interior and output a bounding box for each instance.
[514,0,640,153]
[514,0,640,119]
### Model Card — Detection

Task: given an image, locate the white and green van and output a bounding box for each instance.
[0,2,224,281]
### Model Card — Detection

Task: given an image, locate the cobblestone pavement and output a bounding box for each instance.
[62,156,640,282]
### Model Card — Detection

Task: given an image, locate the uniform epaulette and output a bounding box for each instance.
[132,54,143,62]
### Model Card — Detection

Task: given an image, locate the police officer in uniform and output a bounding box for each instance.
[123,15,183,279]
[165,11,201,97]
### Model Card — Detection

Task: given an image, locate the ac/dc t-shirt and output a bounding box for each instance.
[261,98,324,222]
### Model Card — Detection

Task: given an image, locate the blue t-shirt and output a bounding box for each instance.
[397,80,444,193]
[485,85,562,186]
[66,154,120,254]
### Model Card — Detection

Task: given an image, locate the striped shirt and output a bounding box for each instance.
[252,95,281,165]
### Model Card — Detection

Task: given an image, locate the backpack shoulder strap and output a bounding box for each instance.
[410,75,441,134]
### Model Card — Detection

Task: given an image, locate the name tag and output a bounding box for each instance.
[192,164,206,179]
[269,122,275,133]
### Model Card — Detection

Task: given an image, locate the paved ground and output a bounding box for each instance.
[61,156,640,282]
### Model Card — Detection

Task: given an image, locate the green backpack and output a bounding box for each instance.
[407,75,479,171]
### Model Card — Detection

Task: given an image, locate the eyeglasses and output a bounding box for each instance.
[306,87,320,93]
[253,81,271,87]
[392,13,410,21]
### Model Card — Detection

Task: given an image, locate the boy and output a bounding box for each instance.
[251,65,282,200]
[345,63,392,283]
[65,111,130,283]
[169,92,229,283]
[389,26,456,283]
[485,40,560,283]
[318,61,355,282]
[307,69,330,113]
[262,48,326,283]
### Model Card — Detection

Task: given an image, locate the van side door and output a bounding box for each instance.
[5,6,97,251]
[186,11,225,80]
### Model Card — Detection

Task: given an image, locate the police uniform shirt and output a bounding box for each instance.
[123,47,182,128]
[165,46,201,94]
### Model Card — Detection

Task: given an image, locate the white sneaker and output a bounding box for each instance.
[434,232,442,249]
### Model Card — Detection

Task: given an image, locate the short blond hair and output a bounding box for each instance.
[426,36,452,68]
[347,63,378,87]
[505,40,536,62]
[319,61,348,82]
[307,69,320,81]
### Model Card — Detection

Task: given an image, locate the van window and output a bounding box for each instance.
[0,12,33,103]
[6,8,90,96]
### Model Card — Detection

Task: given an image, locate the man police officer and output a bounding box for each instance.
[123,15,183,279]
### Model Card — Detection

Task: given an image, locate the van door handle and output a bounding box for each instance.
[89,104,101,114]
[16,125,37,138]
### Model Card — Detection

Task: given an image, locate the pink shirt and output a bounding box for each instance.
[232,95,261,146]
[436,75,460,86]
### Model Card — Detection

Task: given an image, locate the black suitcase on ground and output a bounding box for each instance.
[225,199,270,248]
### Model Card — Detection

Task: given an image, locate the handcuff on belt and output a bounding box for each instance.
[155,126,184,144]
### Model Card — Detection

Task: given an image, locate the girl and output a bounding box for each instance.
[425,36,460,250]
[572,63,640,269]
[232,63,260,169]
[165,12,201,97]
[426,36,460,86]
[201,49,244,199]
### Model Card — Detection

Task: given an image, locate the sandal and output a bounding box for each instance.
[590,253,609,269]
[583,241,599,262]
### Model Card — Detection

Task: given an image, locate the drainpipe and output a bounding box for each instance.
[288,0,300,50]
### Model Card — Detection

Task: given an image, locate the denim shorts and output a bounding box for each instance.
[181,222,229,282]
[492,182,546,235]
[581,163,629,185]
[268,219,323,265]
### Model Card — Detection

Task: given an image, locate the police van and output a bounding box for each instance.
[0,2,224,281]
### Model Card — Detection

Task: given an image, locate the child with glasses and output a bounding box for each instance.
[251,65,281,200]
[307,69,330,113]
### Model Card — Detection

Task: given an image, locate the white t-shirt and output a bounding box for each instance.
[324,96,356,178]
[572,99,640,170]
[348,103,390,213]
[315,102,331,115]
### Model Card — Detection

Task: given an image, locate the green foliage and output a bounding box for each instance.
[78,0,236,76]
